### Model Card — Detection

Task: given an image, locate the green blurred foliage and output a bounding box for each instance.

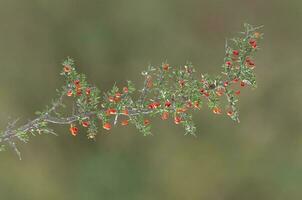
[1,0,302,199]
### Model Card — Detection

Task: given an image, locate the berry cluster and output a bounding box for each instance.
[0,23,263,158]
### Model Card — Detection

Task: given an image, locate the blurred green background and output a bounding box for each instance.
[1,0,302,199]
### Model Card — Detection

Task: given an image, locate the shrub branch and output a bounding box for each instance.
[0,23,263,159]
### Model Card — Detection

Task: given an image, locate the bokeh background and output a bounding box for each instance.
[0,0,302,199]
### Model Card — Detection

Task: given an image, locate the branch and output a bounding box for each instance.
[0,23,263,158]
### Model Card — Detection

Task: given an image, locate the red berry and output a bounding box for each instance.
[121,120,129,126]
[174,116,182,124]
[176,108,187,113]
[115,92,122,98]
[216,88,224,96]
[213,107,222,114]
[204,92,210,97]
[224,81,229,87]
[74,80,80,85]
[144,119,150,126]
[233,50,239,56]
[86,88,91,95]
[227,111,233,117]
[82,121,90,128]
[108,96,115,102]
[69,125,78,136]
[161,112,169,120]
[76,89,82,96]
[122,109,129,115]
[165,101,171,107]
[103,122,111,130]
[233,78,239,83]
[64,65,72,73]
[225,61,232,67]
[163,64,169,71]
[249,39,257,48]
[107,108,117,115]
[179,80,185,87]
[235,90,241,95]
[194,101,200,109]
[67,90,73,97]
[240,81,245,87]
[123,87,129,93]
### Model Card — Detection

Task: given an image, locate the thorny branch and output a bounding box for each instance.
[0,23,263,159]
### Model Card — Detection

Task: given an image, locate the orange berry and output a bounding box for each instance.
[67,90,73,97]
[233,50,239,56]
[161,112,169,120]
[63,65,71,73]
[213,107,222,114]
[227,111,233,117]
[163,63,169,71]
[216,88,224,96]
[69,125,78,136]
[144,119,150,126]
[86,88,91,95]
[174,116,182,124]
[122,109,129,115]
[123,87,129,93]
[82,121,90,128]
[194,101,200,109]
[121,120,129,126]
[165,101,172,107]
[106,108,117,115]
[115,92,122,98]
[103,122,111,130]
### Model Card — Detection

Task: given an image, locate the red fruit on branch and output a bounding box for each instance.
[194,101,200,109]
[204,92,210,97]
[123,87,129,93]
[216,88,224,96]
[115,92,122,98]
[227,111,233,117]
[165,101,171,107]
[108,96,115,102]
[144,119,150,126]
[74,80,80,85]
[179,80,185,87]
[67,90,73,97]
[163,63,169,71]
[76,89,82,96]
[233,50,239,56]
[69,125,78,136]
[225,61,232,67]
[103,122,111,130]
[240,81,245,87]
[107,108,117,115]
[213,107,222,114]
[174,116,182,124]
[82,121,90,128]
[122,109,129,115]
[63,65,72,73]
[177,108,187,113]
[235,90,241,95]
[161,112,169,120]
[86,88,91,95]
[224,81,229,87]
[249,39,257,48]
[121,120,129,126]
